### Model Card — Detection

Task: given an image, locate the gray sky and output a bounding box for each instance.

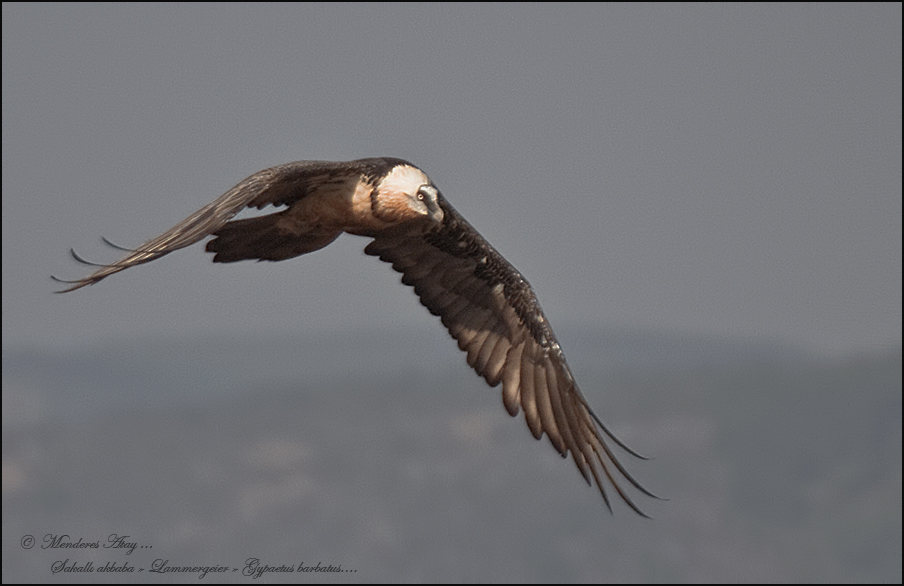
[3,3,901,355]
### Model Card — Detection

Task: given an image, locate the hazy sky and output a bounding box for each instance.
[3,3,901,355]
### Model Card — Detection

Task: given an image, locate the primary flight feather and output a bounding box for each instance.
[54,157,656,514]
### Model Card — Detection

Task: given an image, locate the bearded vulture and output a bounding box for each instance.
[54,158,656,515]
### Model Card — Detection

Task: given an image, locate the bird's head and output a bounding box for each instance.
[373,164,444,225]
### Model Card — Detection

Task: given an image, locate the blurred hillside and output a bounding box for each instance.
[3,328,901,582]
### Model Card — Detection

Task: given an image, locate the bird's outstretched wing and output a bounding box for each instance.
[52,159,408,292]
[365,196,657,515]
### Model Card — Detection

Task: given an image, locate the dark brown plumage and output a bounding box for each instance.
[54,158,656,514]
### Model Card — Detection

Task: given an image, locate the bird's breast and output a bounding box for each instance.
[284,177,395,235]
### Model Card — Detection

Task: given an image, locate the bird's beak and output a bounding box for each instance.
[421,186,444,223]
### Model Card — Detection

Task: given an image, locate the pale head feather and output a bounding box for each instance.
[372,164,436,224]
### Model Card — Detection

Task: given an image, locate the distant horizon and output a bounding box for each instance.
[6,322,899,430]
[3,316,845,358]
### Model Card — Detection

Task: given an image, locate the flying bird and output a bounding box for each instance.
[54,158,656,515]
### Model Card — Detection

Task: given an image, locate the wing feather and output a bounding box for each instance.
[544,363,575,459]
[473,330,502,376]
[441,297,477,338]
[464,324,492,367]
[480,334,510,386]
[518,349,542,439]
[533,360,565,454]
[558,382,595,486]
[501,343,524,416]
[401,256,444,283]
[420,287,459,315]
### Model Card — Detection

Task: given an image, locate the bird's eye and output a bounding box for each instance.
[416,191,425,201]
